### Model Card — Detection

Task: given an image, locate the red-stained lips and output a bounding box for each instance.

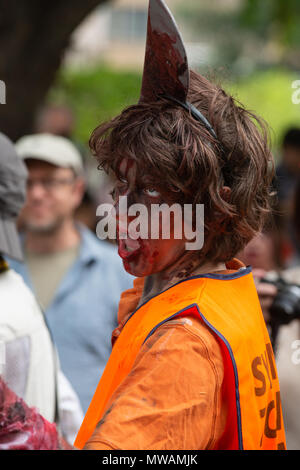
[118,238,142,260]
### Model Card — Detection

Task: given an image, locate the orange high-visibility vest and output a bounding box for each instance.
[75,267,286,450]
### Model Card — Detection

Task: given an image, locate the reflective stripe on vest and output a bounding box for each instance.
[75,268,286,450]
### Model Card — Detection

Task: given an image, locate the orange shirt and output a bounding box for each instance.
[84,264,242,450]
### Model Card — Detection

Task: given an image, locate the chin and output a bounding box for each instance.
[121,256,158,278]
[122,261,148,278]
[25,219,60,234]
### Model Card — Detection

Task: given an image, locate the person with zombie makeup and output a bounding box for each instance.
[73,0,286,451]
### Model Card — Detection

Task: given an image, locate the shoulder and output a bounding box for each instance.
[140,315,224,382]
[0,268,46,338]
[0,268,31,298]
[3,255,25,276]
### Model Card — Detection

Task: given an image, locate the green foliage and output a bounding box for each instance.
[240,0,300,47]
[48,64,142,145]
[226,68,300,156]
[49,64,300,159]
[176,0,300,70]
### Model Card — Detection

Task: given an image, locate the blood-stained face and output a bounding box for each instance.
[111,158,187,277]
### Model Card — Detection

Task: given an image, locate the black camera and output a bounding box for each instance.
[261,277,300,352]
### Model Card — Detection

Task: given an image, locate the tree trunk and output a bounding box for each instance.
[0,0,110,141]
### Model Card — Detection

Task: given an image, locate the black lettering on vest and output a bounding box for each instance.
[277,442,286,450]
[261,350,272,389]
[252,356,266,396]
[265,400,276,438]
[264,392,282,438]
[259,408,266,418]
[266,342,277,380]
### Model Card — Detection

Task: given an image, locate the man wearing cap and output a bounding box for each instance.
[9,133,133,414]
[0,131,82,447]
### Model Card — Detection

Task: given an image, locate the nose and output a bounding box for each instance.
[27,181,47,199]
[114,193,138,237]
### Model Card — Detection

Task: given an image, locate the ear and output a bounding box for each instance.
[220,186,231,202]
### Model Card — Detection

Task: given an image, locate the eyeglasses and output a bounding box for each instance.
[26,177,76,192]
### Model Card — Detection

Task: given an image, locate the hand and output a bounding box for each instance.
[252,269,278,323]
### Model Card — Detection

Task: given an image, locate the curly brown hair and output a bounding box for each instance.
[90,70,274,265]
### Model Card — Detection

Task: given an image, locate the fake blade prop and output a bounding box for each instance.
[139,0,218,139]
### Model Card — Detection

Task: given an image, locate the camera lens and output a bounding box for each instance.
[271,285,300,324]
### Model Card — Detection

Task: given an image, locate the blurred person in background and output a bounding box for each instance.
[0,131,81,447]
[34,104,88,162]
[288,179,300,267]
[274,128,300,265]
[239,193,300,449]
[35,104,105,237]
[275,128,300,212]
[8,133,133,414]
[35,104,75,140]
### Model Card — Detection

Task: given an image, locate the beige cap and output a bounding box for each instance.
[15,133,84,175]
